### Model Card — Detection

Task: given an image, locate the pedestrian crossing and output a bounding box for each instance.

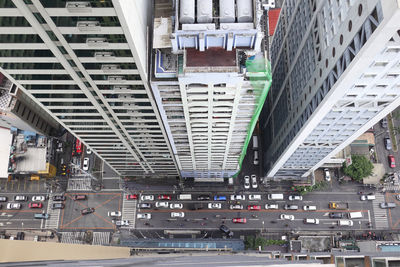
[372,194,389,229]
[44,194,60,230]
[67,178,92,191]
[61,232,85,244]
[92,232,110,246]
[122,193,137,229]
[384,184,400,192]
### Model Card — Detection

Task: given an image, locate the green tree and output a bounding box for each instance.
[343,155,373,181]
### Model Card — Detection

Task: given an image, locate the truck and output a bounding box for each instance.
[329,202,349,210]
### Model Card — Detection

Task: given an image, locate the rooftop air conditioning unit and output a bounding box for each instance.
[113,85,129,91]
[108,76,126,83]
[77,21,100,32]
[94,52,115,59]
[86,38,108,47]
[66,1,91,12]
[102,64,121,72]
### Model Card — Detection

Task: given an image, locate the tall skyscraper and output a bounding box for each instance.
[0,0,178,178]
[261,0,400,180]
[150,0,271,180]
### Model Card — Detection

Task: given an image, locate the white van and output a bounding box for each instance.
[348,212,363,219]
[254,151,259,165]
[304,218,319,224]
[338,220,353,226]
[253,136,258,149]
[360,195,376,201]
[267,193,284,200]
[178,194,192,200]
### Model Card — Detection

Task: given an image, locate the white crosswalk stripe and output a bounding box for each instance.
[67,178,92,191]
[92,232,110,246]
[122,194,137,229]
[384,184,400,192]
[44,194,60,230]
[61,232,85,244]
[372,194,389,229]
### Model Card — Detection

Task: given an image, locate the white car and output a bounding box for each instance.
[324,168,331,182]
[244,176,250,189]
[86,148,92,154]
[14,195,27,201]
[171,212,184,218]
[208,203,222,209]
[230,195,245,201]
[280,214,295,220]
[303,205,317,211]
[32,196,45,202]
[251,174,258,188]
[249,194,261,201]
[230,204,243,210]
[108,211,122,217]
[169,203,183,209]
[288,195,303,201]
[265,204,278,210]
[304,218,319,224]
[115,220,129,226]
[137,213,151,219]
[155,201,169,208]
[7,203,21,210]
[141,195,154,201]
[83,157,89,171]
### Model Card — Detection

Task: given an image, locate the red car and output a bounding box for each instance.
[158,194,171,200]
[126,194,138,200]
[247,205,261,211]
[232,218,247,224]
[389,155,396,168]
[29,202,42,209]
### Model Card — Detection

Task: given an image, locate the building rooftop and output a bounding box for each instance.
[268,8,281,36]
[186,48,237,68]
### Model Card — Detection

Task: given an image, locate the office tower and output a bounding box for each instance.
[150,0,270,179]
[261,0,400,180]
[0,0,178,178]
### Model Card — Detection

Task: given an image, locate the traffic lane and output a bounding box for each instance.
[386,193,400,229]
[0,209,43,229]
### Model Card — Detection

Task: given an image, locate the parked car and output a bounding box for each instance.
[251,174,258,188]
[265,204,278,210]
[380,202,396,209]
[155,201,169,208]
[28,202,42,209]
[385,137,392,150]
[73,195,87,201]
[137,213,151,219]
[7,203,21,210]
[304,218,319,224]
[171,212,184,218]
[288,195,303,201]
[280,214,294,220]
[53,195,65,201]
[86,148,92,154]
[126,194,138,200]
[83,157,89,171]
[248,194,261,201]
[81,207,95,215]
[232,218,247,224]
[158,195,171,200]
[219,224,233,237]
[108,211,121,217]
[244,176,250,189]
[303,205,317,211]
[381,118,388,128]
[247,205,261,211]
[14,196,27,201]
[197,195,210,201]
[389,155,396,168]
[230,204,243,210]
[115,220,129,226]
[230,195,245,201]
[324,168,331,182]
[52,203,64,209]
[0,196,7,202]
[138,203,151,209]
[169,203,183,209]
[141,195,154,201]
[32,196,45,202]
[329,212,344,218]
[284,204,298,210]
[208,203,222,209]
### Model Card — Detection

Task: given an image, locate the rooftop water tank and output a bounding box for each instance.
[180,0,195,24]
[219,0,235,23]
[237,0,253,23]
[197,0,213,23]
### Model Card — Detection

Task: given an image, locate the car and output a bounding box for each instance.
[0,196,7,202]
[137,213,151,219]
[83,157,89,171]
[249,194,261,201]
[197,195,210,201]
[34,213,49,219]
[126,194,138,200]
[380,202,396,209]
[389,155,396,168]
[31,196,45,202]
[14,195,27,201]
[115,220,129,226]
[171,212,184,218]
[247,205,261,211]
[329,212,344,218]
[304,218,319,224]
[53,195,65,201]
[138,203,151,209]
[384,137,392,150]
[397,195,400,201]
[288,195,303,201]
[73,195,87,201]
[244,176,250,189]
[208,203,222,209]
[232,218,247,224]
[81,207,95,215]
[230,204,243,210]
[284,204,298,210]
[141,195,154,201]
[158,195,171,200]
[251,174,258,188]
[155,201,169,208]
[214,196,227,201]
[7,203,21,210]
[230,195,245,201]
[280,214,294,220]
[381,117,388,128]
[52,203,64,209]
[265,204,278,209]
[108,211,122,217]
[324,168,331,182]
[303,205,317,211]
[28,202,42,209]
[86,148,92,154]
[169,203,183,209]
[219,224,233,237]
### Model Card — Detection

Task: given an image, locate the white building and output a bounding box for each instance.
[262,0,400,180]
[0,0,178,178]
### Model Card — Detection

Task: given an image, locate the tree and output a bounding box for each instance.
[343,155,373,181]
